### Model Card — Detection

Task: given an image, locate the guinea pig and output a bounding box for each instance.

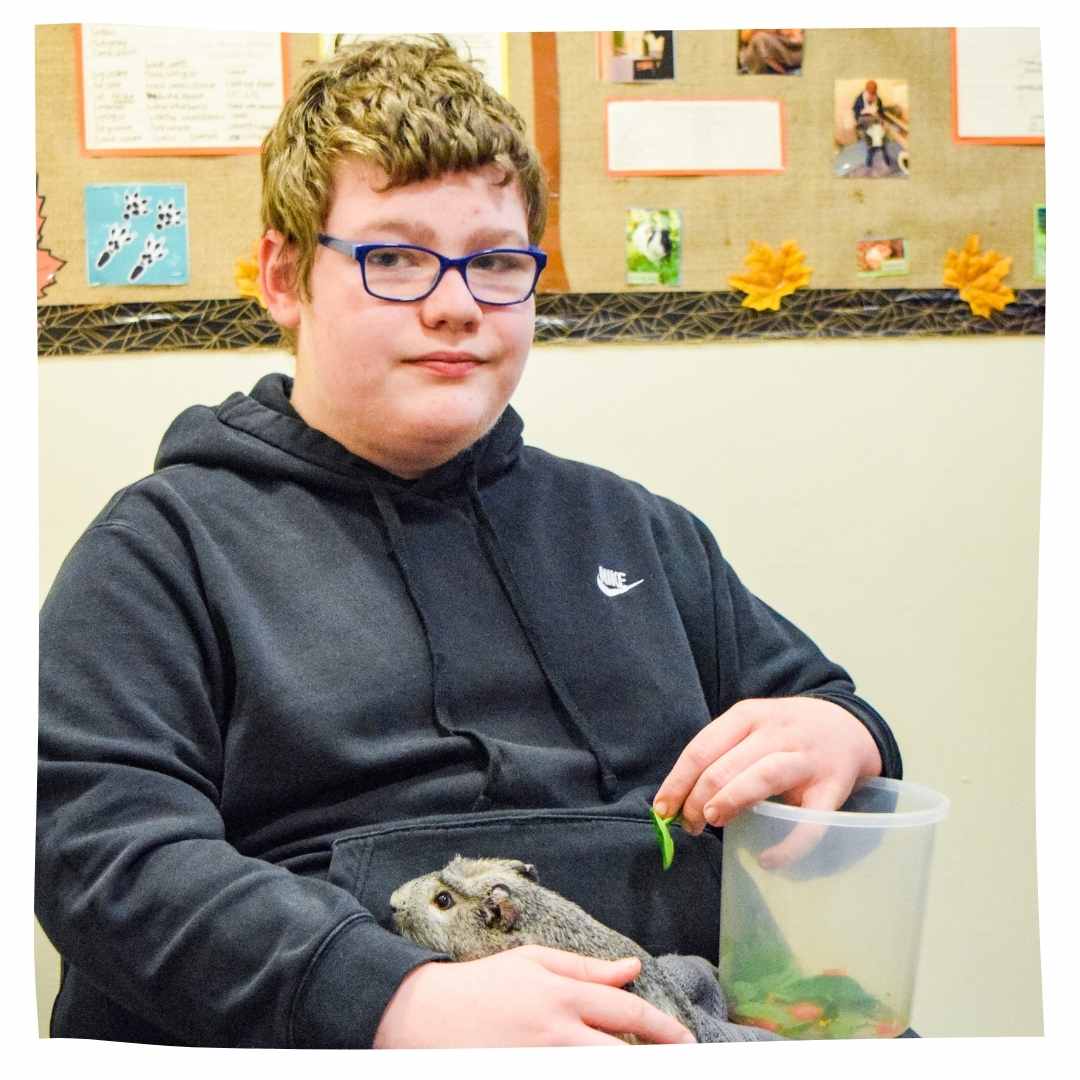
[389,855,700,1041]
[630,219,672,265]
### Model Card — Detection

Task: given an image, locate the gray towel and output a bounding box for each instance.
[655,954,785,1042]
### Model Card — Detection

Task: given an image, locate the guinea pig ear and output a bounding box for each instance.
[482,884,522,932]
[510,861,539,883]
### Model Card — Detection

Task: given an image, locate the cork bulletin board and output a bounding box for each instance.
[35,26,319,306]
[36,25,1045,355]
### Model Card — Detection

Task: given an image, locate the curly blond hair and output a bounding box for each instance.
[260,35,548,301]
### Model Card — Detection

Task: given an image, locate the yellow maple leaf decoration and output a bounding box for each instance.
[943,234,1015,319]
[728,240,813,311]
[234,240,267,307]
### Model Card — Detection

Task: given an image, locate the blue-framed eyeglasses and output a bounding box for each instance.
[317,234,547,306]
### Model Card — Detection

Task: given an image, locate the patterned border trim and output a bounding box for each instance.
[534,288,1046,343]
[38,299,282,356]
[38,289,1045,357]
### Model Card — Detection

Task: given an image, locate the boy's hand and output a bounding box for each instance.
[372,948,698,1048]
[652,697,882,866]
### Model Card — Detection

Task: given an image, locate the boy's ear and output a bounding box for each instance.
[258,230,302,330]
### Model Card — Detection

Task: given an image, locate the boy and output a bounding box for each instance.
[37,37,900,1048]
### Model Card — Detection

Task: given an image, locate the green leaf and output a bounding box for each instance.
[731,1000,791,1026]
[720,940,889,1039]
[723,933,799,986]
[649,807,678,870]
[783,974,880,1011]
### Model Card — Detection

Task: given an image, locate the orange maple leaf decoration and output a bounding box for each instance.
[942,234,1015,319]
[728,240,813,311]
[37,190,65,299]
[235,240,267,307]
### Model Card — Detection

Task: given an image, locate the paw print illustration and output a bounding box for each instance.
[122,190,150,221]
[95,223,136,269]
[155,200,184,230]
[128,234,168,281]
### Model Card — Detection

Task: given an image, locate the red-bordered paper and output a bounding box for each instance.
[75,24,289,158]
[951,27,1044,146]
[605,97,786,177]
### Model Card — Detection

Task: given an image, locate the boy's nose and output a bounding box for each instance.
[419,266,482,328]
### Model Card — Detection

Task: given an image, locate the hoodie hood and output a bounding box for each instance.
[154,372,525,498]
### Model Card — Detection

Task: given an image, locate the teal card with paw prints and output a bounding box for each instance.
[85,183,190,286]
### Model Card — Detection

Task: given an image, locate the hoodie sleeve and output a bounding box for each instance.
[37,517,444,1047]
[698,521,903,780]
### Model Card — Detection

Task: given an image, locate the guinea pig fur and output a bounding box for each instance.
[389,855,699,1040]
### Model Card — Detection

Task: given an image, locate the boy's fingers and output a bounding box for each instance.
[522,950,695,1043]
[653,708,754,818]
[578,983,697,1045]
[531,947,641,986]
[701,751,814,827]
[757,819,829,869]
[758,777,851,868]
[677,729,776,834]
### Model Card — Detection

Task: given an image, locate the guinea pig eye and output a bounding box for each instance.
[434,891,455,910]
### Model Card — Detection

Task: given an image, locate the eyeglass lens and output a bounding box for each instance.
[363,247,537,303]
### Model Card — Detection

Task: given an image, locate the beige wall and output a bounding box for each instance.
[37,334,1043,1038]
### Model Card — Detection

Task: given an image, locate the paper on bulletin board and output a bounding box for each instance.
[606,98,785,176]
[320,33,508,97]
[76,24,288,156]
[84,183,190,286]
[952,27,1043,144]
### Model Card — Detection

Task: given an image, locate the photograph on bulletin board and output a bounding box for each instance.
[1033,205,1045,280]
[737,30,803,75]
[625,208,682,286]
[833,79,910,178]
[597,31,675,82]
[855,237,910,279]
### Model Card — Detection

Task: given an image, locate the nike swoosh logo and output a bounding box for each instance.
[596,574,645,597]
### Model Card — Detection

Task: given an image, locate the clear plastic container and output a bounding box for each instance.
[718,777,949,1039]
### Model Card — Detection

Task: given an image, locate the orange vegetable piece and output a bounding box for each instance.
[788,1002,824,1022]
[732,1014,780,1033]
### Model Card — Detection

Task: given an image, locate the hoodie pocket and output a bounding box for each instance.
[326,792,725,964]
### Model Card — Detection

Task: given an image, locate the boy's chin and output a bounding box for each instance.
[408,399,504,449]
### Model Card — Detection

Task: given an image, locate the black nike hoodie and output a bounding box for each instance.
[37,373,901,1046]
